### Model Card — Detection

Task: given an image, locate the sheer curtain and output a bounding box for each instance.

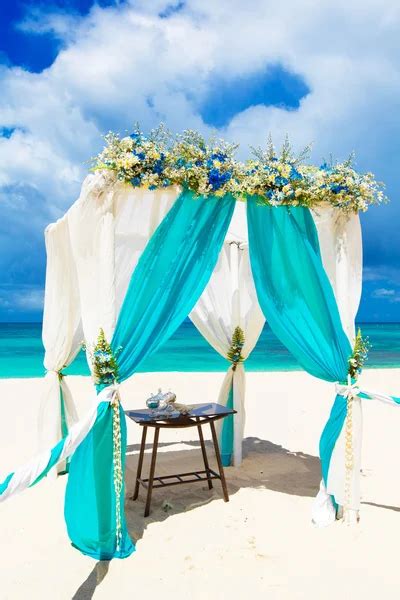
[190,239,265,465]
[40,214,83,473]
[67,172,181,347]
[312,206,363,522]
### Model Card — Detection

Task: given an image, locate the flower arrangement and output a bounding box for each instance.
[94,124,173,190]
[227,326,245,371]
[86,328,120,387]
[241,135,312,206]
[91,125,387,213]
[304,156,386,214]
[348,328,371,379]
[169,129,240,197]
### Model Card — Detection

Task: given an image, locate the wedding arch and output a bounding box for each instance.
[1,127,398,560]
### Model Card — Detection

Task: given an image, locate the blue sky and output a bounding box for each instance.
[0,0,399,322]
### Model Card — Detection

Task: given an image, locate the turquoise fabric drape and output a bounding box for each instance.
[65,188,235,559]
[221,383,234,466]
[112,189,236,379]
[65,402,132,559]
[247,198,352,504]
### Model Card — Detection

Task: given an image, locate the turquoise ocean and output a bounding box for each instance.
[1,321,400,378]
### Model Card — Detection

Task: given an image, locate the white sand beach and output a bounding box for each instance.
[1,369,400,599]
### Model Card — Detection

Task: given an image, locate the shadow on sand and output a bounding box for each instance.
[72,560,110,600]
[124,436,321,543]
[72,436,321,598]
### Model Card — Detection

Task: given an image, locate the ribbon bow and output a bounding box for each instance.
[97,382,120,406]
[335,374,360,399]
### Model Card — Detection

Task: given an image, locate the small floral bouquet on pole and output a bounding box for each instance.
[348,328,371,379]
[84,328,120,387]
[227,326,245,371]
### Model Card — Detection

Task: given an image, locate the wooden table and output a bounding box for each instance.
[125,403,236,517]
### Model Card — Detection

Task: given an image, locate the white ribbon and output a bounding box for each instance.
[336,376,398,407]
[97,383,120,404]
[335,375,360,400]
[0,385,117,503]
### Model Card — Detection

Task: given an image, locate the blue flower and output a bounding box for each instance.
[208,168,232,191]
[211,152,227,162]
[149,185,157,190]
[130,132,141,141]
[290,167,303,181]
[320,162,332,173]
[94,350,111,364]
[153,159,164,174]
[134,151,145,161]
[330,184,348,194]
[176,158,186,168]
[275,176,289,187]
[195,159,203,166]
[130,176,141,186]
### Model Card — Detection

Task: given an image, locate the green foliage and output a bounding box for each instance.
[348,328,371,379]
[227,326,245,370]
[92,328,120,386]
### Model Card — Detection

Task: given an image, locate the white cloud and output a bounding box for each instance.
[17,6,80,41]
[1,0,400,283]
[372,288,395,298]
[371,287,400,303]
[2,2,400,177]
[0,285,44,313]
[364,267,400,286]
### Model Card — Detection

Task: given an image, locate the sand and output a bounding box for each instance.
[1,369,400,599]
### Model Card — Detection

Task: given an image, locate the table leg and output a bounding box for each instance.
[144,426,160,517]
[197,423,213,490]
[209,420,229,502]
[132,426,147,501]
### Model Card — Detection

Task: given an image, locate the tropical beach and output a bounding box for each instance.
[2,1,400,599]
[2,369,400,599]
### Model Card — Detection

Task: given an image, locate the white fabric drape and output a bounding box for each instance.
[40,214,83,472]
[40,173,181,473]
[190,205,265,465]
[67,172,181,350]
[1,386,115,503]
[312,206,363,524]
